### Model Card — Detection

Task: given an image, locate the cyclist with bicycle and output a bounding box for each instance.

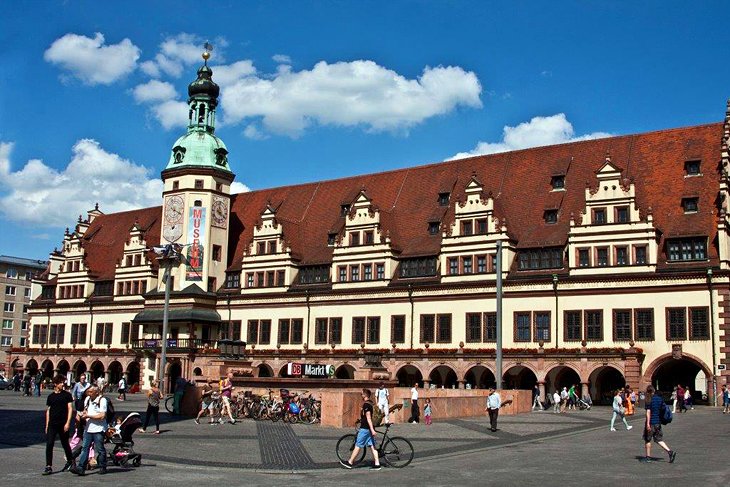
[340,388,381,471]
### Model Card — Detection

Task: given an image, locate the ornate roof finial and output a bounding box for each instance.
[202,41,213,65]
[78,215,83,223]
[95,202,99,211]
[605,150,611,163]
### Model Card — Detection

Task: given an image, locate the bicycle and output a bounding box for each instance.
[336,422,414,468]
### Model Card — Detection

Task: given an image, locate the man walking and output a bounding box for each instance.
[13,372,21,392]
[43,375,75,475]
[409,383,420,423]
[340,389,381,470]
[553,390,561,413]
[485,387,501,432]
[71,386,108,475]
[71,374,90,411]
[375,382,390,424]
[117,376,127,401]
[641,385,676,464]
[532,384,542,411]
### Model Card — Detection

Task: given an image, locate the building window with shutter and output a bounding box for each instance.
[420,315,435,343]
[634,309,654,341]
[534,312,550,342]
[666,308,686,340]
[689,307,709,340]
[352,317,365,344]
[564,311,582,341]
[329,318,342,344]
[515,312,531,342]
[466,313,481,343]
[391,315,406,344]
[585,311,603,341]
[613,309,632,341]
[367,317,380,344]
[437,314,452,343]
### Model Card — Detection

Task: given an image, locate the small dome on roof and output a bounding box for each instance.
[188,65,220,99]
[165,130,230,173]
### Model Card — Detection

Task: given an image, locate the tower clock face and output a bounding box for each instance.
[163,223,183,243]
[164,195,184,224]
[212,197,228,228]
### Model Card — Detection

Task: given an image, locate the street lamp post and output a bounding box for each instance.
[157,247,181,392]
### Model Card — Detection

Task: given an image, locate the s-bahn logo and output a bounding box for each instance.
[287,362,335,378]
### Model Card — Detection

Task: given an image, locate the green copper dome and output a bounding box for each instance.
[165,131,231,172]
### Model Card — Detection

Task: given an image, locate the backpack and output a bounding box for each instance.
[372,405,384,427]
[660,400,673,425]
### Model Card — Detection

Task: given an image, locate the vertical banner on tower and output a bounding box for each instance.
[187,207,206,281]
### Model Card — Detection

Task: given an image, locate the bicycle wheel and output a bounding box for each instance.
[336,434,366,464]
[380,436,414,468]
[164,395,174,413]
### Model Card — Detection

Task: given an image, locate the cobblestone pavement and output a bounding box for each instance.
[2,391,729,486]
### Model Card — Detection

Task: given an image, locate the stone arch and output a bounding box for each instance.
[126,361,141,385]
[396,364,424,388]
[193,367,203,377]
[108,361,124,384]
[428,364,458,389]
[166,359,182,393]
[538,362,583,383]
[544,364,581,396]
[335,364,356,380]
[25,358,39,374]
[502,364,538,390]
[644,353,713,398]
[40,359,54,379]
[278,364,290,378]
[57,359,71,377]
[11,358,22,372]
[257,363,274,378]
[73,360,87,379]
[90,360,105,380]
[587,365,625,404]
[464,364,496,389]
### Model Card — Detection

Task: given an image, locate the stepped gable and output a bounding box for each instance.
[80,206,161,280]
[224,122,723,270]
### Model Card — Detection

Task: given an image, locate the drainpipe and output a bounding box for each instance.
[408,284,414,349]
[707,268,718,406]
[305,289,311,349]
[88,301,94,349]
[552,274,559,349]
[496,240,503,390]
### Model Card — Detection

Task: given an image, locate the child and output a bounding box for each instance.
[424,398,433,425]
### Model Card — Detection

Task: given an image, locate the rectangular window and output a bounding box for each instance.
[477,256,486,273]
[6,268,17,278]
[350,232,360,247]
[616,247,628,266]
[616,206,629,223]
[70,323,87,344]
[544,210,558,224]
[267,241,276,254]
[49,324,65,345]
[4,303,15,313]
[682,197,699,213]
[597,248,609,267]
[246,273,254,288]
[121,322,131,344]
[278,319,290,345]
[684,160,701,176]
[483,312,497,342]
[338,266,347,282]
[376,263,385,280]
[400,257,438,278]
[364,231,374,244]
[1,319,11,329]
[247,320,259,344]
[534,312,551,342]
[0,336,11,347]
[585,310,603,341]
[420,314,435,343]
[350,265,360,282]
[207,277,217,292]
[551,175,565,190]
[462,220,473,236]
[667,238,707,261]
[428,222,440,235]
[476,219,488,234]
[259,320,271,345]
[517,248,563,270]
[438,192,450,206]
[613,310,632,341]
[463,256,473,274]
[437,314,452,343]
[5,286,16,296]
[256,242,266,255]
[578,249,590,267]
[367,317,380,344]
[449,258,458,275]
[352,317,366,344]
[363,264,372,281]
[635,309,654,341]
[19,337,26,347]
[291,319,303,344]
[593,208,606,224]
[194,179,204,189]
[340,204,350,216]
[564,311,582,341]
[24,287,31,298]
[515,312,531,342]
[391,315,406,344]
[315,318,328,344]
[466,313,481,343]
[276,270,285,287]
[329,318,342,344]
[212,245,222,262]
[689,307,709,340]
[225,272,241,289]
[256,272,264,287]
[104,323,112,345]
[667,308,687,340]
[635,246,647,265]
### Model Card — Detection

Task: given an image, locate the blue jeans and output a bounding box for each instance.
[77,431,106,469]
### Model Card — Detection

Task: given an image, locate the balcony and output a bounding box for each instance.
[130,338,217,352]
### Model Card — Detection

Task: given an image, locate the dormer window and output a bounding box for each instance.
[350,232,360,246]
[340,204,350,216]
[593,208,606,224]
[544,210,558,224]
[327,233,336,246]
[461,221,473,236]
[194,180,204,189]
[684,160,701,176]
[428,222,440,235]
[172,181,180,190]
[616,206,629,223]
[438,192,450,206]
[364,231,374,245]
[682,197,698,213]
[551,175,565,190]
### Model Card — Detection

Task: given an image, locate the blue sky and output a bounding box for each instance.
[1,1,728,260]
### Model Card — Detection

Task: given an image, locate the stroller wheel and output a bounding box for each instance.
[132,457,141,467]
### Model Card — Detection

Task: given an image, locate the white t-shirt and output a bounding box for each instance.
[84,396,108,434]
[118,378,126,390]
[376,387,389,404]
[553,392,561,403]
[411,387,419,401]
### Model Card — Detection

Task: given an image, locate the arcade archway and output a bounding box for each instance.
[465,365,496,389]
[167,360,182,393]
[428,365,458,388]
[126,361,141,386]
[257,364,274,378]
[57,359,71,377]
[25,359,38,376]
[335,364,355,380]
[73,360,87,380]
[108,361,123,384]
[40,359,54,379]
[588,366,625,404]
[545,365,581,396]
[502,365,537,390]
[650,357,711,400]
[396,365,423,388]
[90,360,105,380]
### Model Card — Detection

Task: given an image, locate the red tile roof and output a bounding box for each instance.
[69,122,725,280]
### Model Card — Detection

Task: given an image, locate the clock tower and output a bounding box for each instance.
[160,47,234,293]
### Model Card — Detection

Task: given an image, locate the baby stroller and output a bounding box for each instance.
[108,412,143,467]
[577,395,592,410]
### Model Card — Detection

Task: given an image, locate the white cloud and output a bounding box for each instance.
[132,80,178,103]
[272,54,291,64]
[221,60,482,137]
[44,32,140,85]
[0,140,162,227]
[141,33,209,79]
[243,124,268,140]
[450,114,611,159]
[231,182,250,194]
[150,100,190,130]
[210,60,256,87]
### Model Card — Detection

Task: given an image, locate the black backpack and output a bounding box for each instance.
[104,396,115,424]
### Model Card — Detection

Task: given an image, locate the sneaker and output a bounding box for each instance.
[43,466,53,475]
[138,428,146,433]
[194,419,200,424]
[627,425,633,431]
[70,466,85,476]
[153,430,161,435]
[610,427,617,431]
[230,419,236,424]
[370,464,382,471]
[639,457,652,463]
[669,451,677,463]
[61,462,73,472]
[340,460,353,469]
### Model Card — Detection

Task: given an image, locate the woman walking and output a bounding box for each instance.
[139,380,162,434]
[610,389,633,431]
[671,386,678,413]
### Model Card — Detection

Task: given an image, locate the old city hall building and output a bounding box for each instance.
[9,54,730,404]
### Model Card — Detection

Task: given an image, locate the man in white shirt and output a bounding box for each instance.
[560,387,569,413]
[553,390,561,413]
[375,382,390,424]
[96,375,106,394]
[409,383,420,423]
[117,376,127,401]
[71,387,108,475]
[485,387,501,432]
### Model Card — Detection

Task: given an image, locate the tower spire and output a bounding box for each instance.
[186,43,219,134]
